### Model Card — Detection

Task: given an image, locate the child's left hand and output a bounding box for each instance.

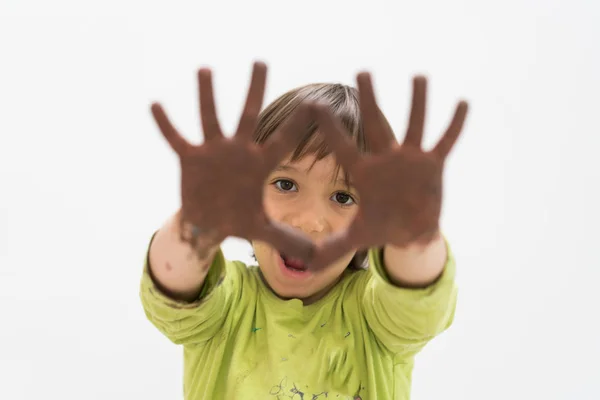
[309,74,469,270]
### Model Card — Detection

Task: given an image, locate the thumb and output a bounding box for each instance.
[255,219,315,264]
[311,230,357,272]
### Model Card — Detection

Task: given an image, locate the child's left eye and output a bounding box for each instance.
[274,179,297,192]
[332,191,356,206]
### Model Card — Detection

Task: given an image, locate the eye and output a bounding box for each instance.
[331,191,356,206]
[274,179,297,192]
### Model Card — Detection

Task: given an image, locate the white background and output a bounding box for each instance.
[1,0,599,399]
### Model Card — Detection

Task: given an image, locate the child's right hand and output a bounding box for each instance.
[150,62,315,262]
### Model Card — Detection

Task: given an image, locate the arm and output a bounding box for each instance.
[382,230,447,288]
[360,236,457,358]
[308,73,466,357]
[149,210,219,302]
[142,63,315,346]
[140,211,237,345]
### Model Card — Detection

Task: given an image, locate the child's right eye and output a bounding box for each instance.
[273,179,297,192]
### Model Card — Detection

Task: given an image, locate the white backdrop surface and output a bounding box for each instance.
[0,1,599,399]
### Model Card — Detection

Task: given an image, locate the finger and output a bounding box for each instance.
[310,230,356,272]
[431,101,469,159]
[151,103,191,155]
[262,103,312,171]
[198,68,224,141]
[236,62,267,141]
[403,76,427,148]
[310,103,361,173]
[357,72,395,153]
[257,220,315,264]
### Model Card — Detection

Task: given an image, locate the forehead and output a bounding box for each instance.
[277,153,348,182]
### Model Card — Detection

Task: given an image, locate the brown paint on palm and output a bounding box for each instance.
[150,62,315,262]
[311,74,469,270]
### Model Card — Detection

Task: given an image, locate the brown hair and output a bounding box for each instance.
[253,83,370,270]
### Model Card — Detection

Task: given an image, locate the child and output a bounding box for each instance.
[140,62,468,399]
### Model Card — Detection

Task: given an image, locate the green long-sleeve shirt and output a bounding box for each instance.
[140,238,457,399]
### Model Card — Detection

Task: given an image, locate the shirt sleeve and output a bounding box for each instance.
[360,237,458,358]
[139,233,241,346]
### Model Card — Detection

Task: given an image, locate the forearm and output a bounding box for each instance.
[382,231,447,288]
[148,210,220,302]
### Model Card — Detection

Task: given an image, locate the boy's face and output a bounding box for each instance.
[252,153,360,304]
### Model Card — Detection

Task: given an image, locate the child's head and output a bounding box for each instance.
[251,83,370,304]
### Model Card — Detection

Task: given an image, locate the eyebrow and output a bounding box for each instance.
[273,165,298,172]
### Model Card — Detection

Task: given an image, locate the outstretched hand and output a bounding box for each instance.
[310,74,469,270]
[151,62,315,262]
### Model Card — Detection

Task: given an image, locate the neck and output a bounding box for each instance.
[258,271,344,306]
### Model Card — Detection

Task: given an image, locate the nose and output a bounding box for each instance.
[288,210,329,238]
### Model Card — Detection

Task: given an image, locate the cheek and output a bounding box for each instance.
[344,207,359,227]
[263,189,286,221]
[330,207,359,233]
[342,250,357,266]
[252,241,272,265]
[325,251,357,278]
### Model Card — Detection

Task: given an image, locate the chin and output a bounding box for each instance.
[274,288,312,301]
[268,276,317,300]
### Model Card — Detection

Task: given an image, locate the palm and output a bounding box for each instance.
[350,148,443,247]
[177,141,271,238]
[311,74,468,270]
[150,62,315,261]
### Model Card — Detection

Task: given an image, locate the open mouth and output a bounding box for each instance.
[280,253,309,273]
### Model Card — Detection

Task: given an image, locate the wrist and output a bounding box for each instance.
[383,231,446,288]
[393,228,442,252]
[171,210,220,264]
